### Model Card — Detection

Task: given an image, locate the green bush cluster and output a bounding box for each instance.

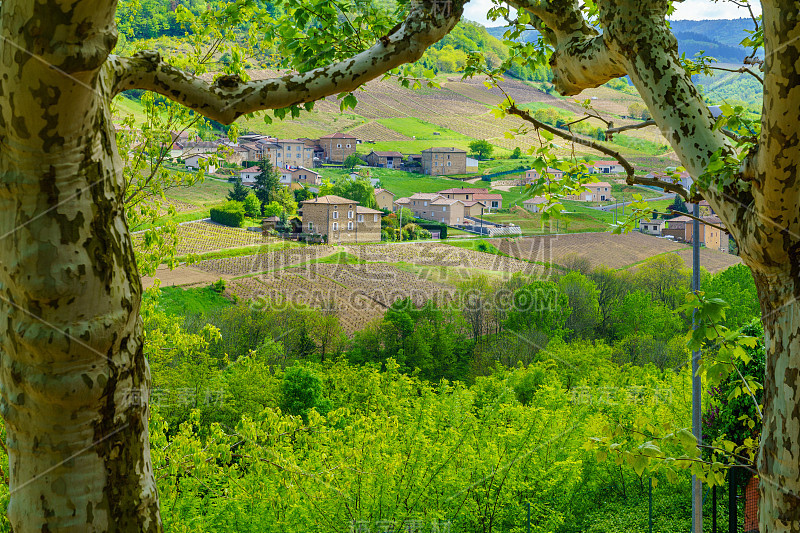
[210,200,245,227]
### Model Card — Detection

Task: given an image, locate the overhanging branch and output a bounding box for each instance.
[507,103,635,180]
[106,1,464,124]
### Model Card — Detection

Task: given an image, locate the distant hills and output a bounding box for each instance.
[485,18,759,65]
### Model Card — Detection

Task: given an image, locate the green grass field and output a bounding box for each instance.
[377,117,473,142]
[153,285,233,316]
[166,178,233,206]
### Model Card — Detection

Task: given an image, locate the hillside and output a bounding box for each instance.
[118,69,678,165]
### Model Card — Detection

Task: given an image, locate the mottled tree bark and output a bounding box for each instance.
[0,0,463,530]
[508,0,800,530]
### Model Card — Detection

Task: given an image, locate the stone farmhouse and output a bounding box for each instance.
[401,193,467,226]
[319,132,357,163]
[298,195,382,244]
[421,147,467,176]
[365,150,403,169]
[281,167,321,187]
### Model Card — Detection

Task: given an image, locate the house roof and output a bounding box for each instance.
[473,192,502,200]
[668,215,693,223]
[374,188,395,196]
[587,182,612,188]
[300,195,359,205]
[438,187,488,194]
[319,132,356,139]
[431,198,462,206]
[394,197,412,204]
[588,160,622,166]
[370,150,403,158]
[461,200,485,206]
[523,196,547,205]
[240,166,261,173]
[356,206,384,214]
[422,147,467,153]
[641,218,665,225]
[409,193,445,201]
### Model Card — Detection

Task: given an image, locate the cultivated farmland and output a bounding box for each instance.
[491,232,689,270]
[133,221,272,256]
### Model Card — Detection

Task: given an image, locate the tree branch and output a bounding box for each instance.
[507,103,635,180]
[106,0,464,124]
[633,176,693,201]
[708,65,764,84]
[605,119,656,137]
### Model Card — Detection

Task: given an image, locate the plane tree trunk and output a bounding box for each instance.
[0,0,463,530]
[507,0,800,530]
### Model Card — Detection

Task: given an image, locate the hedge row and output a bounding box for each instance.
[210,201,245,227]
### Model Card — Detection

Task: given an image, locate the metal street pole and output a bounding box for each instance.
[692,200,703,533]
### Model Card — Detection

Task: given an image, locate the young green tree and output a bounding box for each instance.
[243,192,262,218]
[343,153,363,169]
[273,186,298,215]
[227,177,250,202]
[468,139,494,159]
[254,159,281,207]
[0,0,464,528]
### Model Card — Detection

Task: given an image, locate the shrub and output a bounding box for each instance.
[243,192,261,218]
[280,366,330,421]
[210,279,226,294]
[210,201,245,227]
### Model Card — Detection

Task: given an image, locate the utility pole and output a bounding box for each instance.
[692,200,703,533]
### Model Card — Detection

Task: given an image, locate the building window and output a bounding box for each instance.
[424,201,428,207]
[373,214,378,222]
[347,221,353,230]
[443,206,447,212]
[333,222,339,231]
[308,222,313,231]
[447,162,451,166]
[348,211,353,219]
[492,201,499,208]
[337,144,341,148]
[346,144,351,148]
[358,214,364,222]
[333,211,339,219]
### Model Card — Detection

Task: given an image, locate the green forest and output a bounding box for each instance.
[0,256,758,531]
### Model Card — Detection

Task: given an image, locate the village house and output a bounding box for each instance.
[421,147,467,175]
[646,170,692,191]
[524,167,564,184]
[465,157,480,173]
[523,196,547,213]
[662,215,729,252]
[393,197,412,211]
[172,140,220,160]
[365,150,404,169]
[298,195,381,244]
[373,188,395,211]
[239,166,261,185]
[639,218,666,236]
[587,160,625,174]
[318,132,357,163]
[567,182,613,202]
[462,200,485,216]
[184,154,217,173]
[438,188,502,212]
[281,166,321,187]
[400,193,466,225]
